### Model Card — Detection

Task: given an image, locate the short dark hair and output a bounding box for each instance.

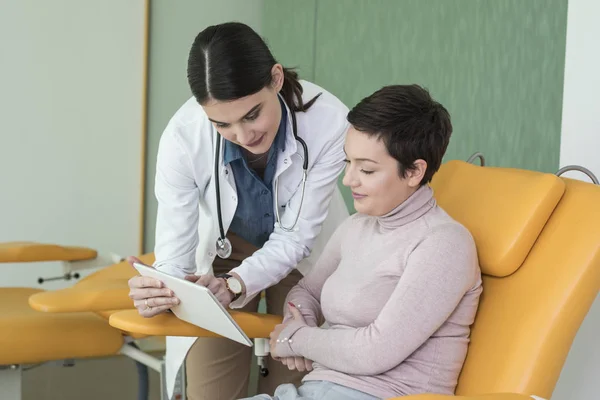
[347,84,452,185]
[187,22,319,112]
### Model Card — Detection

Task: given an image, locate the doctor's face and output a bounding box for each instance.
[202,67,285,155]
[342,127,426,216]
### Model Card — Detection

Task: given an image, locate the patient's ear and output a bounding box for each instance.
[407,160,427,187]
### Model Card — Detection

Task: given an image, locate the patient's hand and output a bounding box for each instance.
[127,256,180,317]
[277,356,313,372]
[270,302,307,358]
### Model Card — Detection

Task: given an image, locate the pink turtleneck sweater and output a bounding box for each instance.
[274,185,483,398]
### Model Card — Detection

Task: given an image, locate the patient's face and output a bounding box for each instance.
[342,127,423,216]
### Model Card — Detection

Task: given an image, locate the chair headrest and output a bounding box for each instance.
[430,160,565,277]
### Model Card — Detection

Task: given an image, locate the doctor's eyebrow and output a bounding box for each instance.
[208,103,263,125]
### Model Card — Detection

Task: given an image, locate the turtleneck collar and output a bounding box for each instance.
[376,185,436,230]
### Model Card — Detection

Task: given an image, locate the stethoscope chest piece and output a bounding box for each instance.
[215,237,232,259]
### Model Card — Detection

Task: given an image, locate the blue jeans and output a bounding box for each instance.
[241,380,381,400]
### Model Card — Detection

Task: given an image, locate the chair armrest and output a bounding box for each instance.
[0,242,97,263]
[109,310,282,338]
[29,280,132,312]
[396,394,537,400]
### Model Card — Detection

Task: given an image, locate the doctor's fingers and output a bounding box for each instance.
[195,274,216,287]
[184,275,200,283]
[125,256,143,266]
[139,304,172,318]
[214,290,233,308]
[128,275,163,289]
[206,277,226,294]
[134,296,179,310]
[129,287,173,301]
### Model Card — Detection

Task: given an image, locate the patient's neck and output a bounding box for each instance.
[376,185,435,230]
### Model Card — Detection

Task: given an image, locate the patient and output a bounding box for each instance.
[243,84,483,400]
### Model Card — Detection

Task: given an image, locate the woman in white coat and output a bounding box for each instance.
[127,22,349,399]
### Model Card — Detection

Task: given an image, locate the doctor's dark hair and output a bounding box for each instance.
[347,84,452,185]
[187,22,319,112]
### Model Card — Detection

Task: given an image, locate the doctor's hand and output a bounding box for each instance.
[185,274,234,308]
[126,256,180,317]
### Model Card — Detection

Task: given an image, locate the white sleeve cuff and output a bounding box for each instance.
[228,264,270,308]
[153,263,189,279]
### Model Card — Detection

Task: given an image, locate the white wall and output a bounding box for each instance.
[0,0,147,289]
[552,0,600,398]
[557,0,600,182]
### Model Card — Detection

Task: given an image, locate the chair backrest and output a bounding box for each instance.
[430,160,600,399]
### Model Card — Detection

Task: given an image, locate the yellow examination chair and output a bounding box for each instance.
[106,158,600,400]
[0,247,160,400]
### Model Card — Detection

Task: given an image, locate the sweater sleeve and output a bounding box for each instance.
[279,217,349,327]
[274,223,480,375]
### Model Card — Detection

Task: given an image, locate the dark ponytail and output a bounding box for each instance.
[187,22,319,112]
[280,68,320,112]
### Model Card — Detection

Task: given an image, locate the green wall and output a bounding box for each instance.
[145,0,569,241]
[263,0,568,211]
[263,0,318,82]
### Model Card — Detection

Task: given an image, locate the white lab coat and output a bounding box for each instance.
[152,80,351,396]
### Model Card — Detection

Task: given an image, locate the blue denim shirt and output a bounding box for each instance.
[223,98,288,248]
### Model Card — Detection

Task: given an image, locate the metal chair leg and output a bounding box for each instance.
[254,338,270,377]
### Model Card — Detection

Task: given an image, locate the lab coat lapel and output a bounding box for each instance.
[273,99,298,182]
[213,133,238,234]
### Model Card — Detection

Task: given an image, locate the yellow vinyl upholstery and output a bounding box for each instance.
[448,175,600,399]
[77,253,155,285]
[431,160,565,276]
[29,254,154,313]
[0,288,123,365]
[0,249,154,366]
[0,242,97,263]
[110,309,282,338]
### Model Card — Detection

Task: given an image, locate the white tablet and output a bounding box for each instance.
[132,262,252,347]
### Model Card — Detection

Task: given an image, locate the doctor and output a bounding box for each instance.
[127,22,349,400]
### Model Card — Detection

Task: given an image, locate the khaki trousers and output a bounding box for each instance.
[185,233,306,400]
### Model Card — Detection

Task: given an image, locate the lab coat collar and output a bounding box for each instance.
[278,93,298,157]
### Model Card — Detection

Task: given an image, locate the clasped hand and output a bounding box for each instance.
[269,302,313,372]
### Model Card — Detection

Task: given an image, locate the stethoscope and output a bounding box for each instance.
[214,108,309,259]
